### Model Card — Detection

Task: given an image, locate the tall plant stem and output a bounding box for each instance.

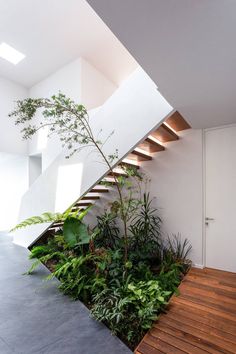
[60,105,129,263]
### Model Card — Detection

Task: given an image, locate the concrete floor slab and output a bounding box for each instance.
[0,233,132,354]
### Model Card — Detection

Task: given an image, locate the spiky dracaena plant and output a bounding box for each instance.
[9,93,130,261]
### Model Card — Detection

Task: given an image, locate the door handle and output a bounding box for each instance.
[205,217,215,226]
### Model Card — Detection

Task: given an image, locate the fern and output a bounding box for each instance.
[29,245,51,259]
[27,251,67,275]
[11,212,63,232]
[10,205,92,232]
[25,259,42,275]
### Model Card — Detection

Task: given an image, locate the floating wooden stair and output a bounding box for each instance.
[48,221,64,230]
[139,137,165,153]
[107,170,128,178]
[120,161,140,170]
[165,111,191,132]
[152,123,179,143]
[81,196,100,200]
[100,178,117,185]
[90,187,109,193]
[75,202,93,207]
[128,149,152,161]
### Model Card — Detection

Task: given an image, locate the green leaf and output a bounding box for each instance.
[10,212,62,232]
[78,205,93,220]
[63,217,89,247]
[77,223,90,245]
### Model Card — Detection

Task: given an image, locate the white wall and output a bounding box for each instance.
[29,57,117,171]
[81,58,116,109]
[142,129,204,267]
[0,77,29,231]
[13,68,173,247]
[0,58,117,233]
[29,58,83,170]
[0,153,28,230]
[29,155,42,186]
[0,77,28,154]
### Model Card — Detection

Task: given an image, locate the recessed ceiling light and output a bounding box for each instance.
[0,42,25,65]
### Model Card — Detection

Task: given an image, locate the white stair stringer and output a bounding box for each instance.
[13,68,173,247]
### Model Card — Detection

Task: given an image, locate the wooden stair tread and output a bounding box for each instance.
[90,188,109,193]
[120,161,140,169]
[81,196,100,200]
[100,179,117,185]
[128,149,152,161]
[152,123,179,143]
[165,111,191,132]
[107,171,127,177]
[138,138,165,153]
[75,202,93,207]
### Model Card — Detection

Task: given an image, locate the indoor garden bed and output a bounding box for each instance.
[9,93,192,351]
[14,195,192,351]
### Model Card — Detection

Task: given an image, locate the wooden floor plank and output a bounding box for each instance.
[155,316,235,353]
[182,278,236,298]
[167,302,236,337]
[186,273,236,293]
[144,334,187,354]
[152,322,222,354]
[137,342,165,354]
[135,267,236,354]
[178,283,236,308]
[151,326,208,354]
[165,308,236,345]
[150,328,208,354]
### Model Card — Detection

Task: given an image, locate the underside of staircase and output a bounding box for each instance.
[35,111,191,243]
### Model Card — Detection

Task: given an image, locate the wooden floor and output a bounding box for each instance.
[136,267,236,354]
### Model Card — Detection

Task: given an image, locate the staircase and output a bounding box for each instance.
[12,68,176,248]
[44,112,191,235]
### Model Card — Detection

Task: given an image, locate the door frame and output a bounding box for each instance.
[203,123,236,269]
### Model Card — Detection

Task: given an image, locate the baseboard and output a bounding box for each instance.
[192,263,204,269]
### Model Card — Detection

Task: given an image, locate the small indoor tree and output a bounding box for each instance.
[9,93,134,262]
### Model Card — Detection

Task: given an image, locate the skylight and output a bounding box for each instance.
[0,43,25,65]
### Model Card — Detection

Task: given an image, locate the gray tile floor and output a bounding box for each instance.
[0,233,132,354]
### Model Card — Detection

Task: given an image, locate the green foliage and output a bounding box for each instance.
[162,233,192,271]
[29,245,51,259]
[167,233,192,261]
[27,251,67,275]
[10,92,192,348]
[158,263,183,294]
[11,212,63,232]
[91,278,171,347]
[49,254,106,302]
[26,228,191,350]
[9,92,134,261]
[63,217,90,248]
[129,193,161,261]
[93,212,120,249]
[10,206,90,232]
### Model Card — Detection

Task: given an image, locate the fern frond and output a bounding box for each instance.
[10,212,63,232]
[24,259,41,275]
[11,205,92,232]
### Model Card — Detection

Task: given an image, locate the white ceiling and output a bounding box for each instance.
[0,0,137,88]
[87,0,236,128]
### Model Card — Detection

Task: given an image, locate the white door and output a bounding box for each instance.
[205,125,236,272]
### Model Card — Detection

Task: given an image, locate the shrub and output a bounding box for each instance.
[91,278,171,348]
